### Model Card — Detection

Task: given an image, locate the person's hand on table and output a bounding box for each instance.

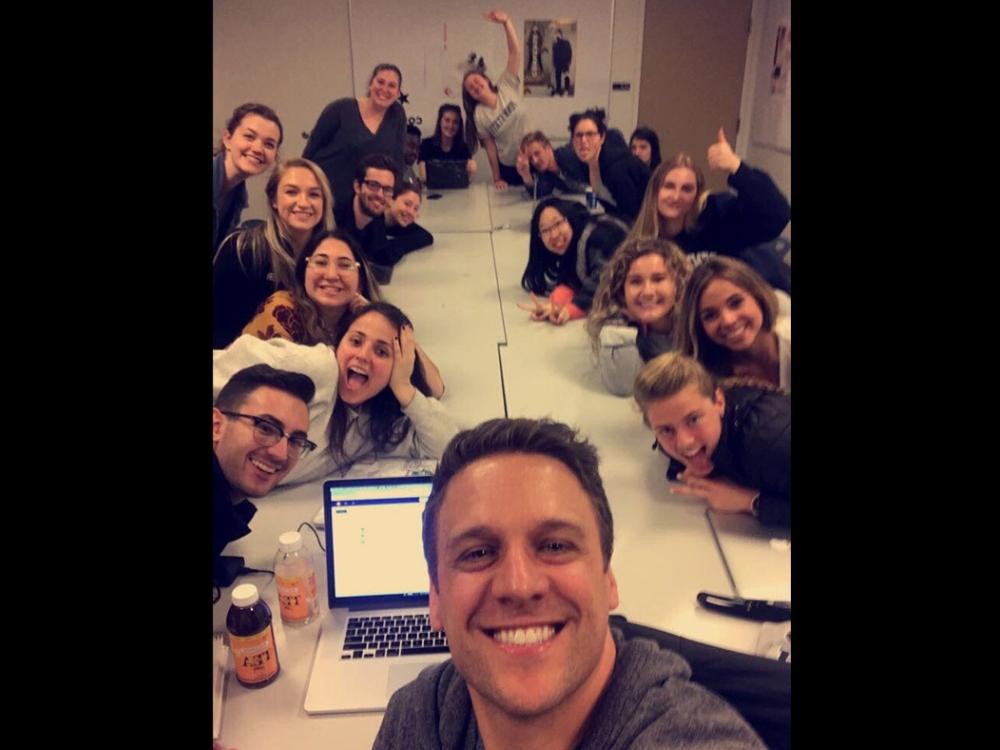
[672,473,757,514]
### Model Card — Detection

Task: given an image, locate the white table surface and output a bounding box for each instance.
[213,187,790,749]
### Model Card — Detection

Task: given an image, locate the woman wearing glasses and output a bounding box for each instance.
[549,108,650,221]
[303,63,407,209]
[214,302,457,484]
[213,158,335,349]
[242,229,380,343]
[518,197,629,325]
[462,9,529,191]
[242,229,444,397]
[625,128,791,294]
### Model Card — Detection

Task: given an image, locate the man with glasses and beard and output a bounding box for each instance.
[212,364,316,587]
[334,153,400,283]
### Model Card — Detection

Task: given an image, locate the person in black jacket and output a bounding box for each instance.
[633,352,790,528]
[518,197,629,325]
[213,364,316,586]
[625,128,791,293]
[552,108,650,220]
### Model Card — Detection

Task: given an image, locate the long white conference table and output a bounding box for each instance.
[212,180,790,749]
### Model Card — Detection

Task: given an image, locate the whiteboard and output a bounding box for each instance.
[348,0,615,140]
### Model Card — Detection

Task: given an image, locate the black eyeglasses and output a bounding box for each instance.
[361,179,394,195]
[220,411,317,458]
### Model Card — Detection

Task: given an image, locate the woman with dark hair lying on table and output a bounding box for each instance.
[625,127,791,294]
[634,352,790,528]
[383,184,434,260]
[518,197,629,325]
[214,302,457,485]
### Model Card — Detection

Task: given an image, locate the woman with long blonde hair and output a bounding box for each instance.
[213,158,335,349]
[625,128,791,293]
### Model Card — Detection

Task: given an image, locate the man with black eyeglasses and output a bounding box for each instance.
[212,364,317,586]
[333,152,400,284]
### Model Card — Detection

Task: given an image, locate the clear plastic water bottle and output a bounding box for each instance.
[273,531,318,626]
[227,583,281,688]
[585,186,597,211]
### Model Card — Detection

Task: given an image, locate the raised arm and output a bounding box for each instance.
[486,9,522,77]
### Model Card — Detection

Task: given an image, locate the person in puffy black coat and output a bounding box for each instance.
[633,352,790,528]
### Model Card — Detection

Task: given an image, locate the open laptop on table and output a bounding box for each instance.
[424,159,469,190]
[304,475,449,714]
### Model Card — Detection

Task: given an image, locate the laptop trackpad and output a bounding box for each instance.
[386,662,436,697]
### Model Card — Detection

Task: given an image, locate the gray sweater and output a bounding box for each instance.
[373,628,764,749]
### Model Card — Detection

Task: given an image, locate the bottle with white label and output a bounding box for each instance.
[273,531,318,626]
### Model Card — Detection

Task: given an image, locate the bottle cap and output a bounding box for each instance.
[278,531,303,553]
[231,583,259,607]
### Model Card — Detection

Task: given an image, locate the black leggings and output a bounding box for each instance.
[497,160,524,186]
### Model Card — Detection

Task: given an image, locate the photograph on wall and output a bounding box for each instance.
[523,18,577,97]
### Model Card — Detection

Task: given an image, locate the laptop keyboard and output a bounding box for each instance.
[341,614,449,659]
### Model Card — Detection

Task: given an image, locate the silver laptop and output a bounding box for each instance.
[304,475,450,714]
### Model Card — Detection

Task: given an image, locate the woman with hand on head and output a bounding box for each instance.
[418,104,477,182]
[518,197,630,326]
[550,108,650,220]
[462,9,528,191]
[214,302,456,484]
[213,158,336,349]
[383,183,435,261]
[629,125,662,170]
[213,103,283,253]
[242,229,380,344]
[586,237,692,396]
[634,352,790,528]
[626,128,791,293]
[677,255,791,392]
[304,63,407,209]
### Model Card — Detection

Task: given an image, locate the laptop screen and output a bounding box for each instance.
[323,476,435,608]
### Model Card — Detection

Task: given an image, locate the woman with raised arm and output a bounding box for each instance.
[213,103,283,253]
[213,158,335,350]
[214,302,458,484]
[303,63,407,209]
[462,9,528,191]
[676,255,791,392]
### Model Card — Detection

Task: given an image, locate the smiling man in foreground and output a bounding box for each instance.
[374,417,763,749]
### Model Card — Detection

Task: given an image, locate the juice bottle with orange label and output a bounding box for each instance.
[273,531,318,626]
[226,583,280,688]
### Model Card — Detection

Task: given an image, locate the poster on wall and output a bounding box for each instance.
[523,18,577,97]
[769,21,791,97]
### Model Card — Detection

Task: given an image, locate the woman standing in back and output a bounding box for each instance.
[462,9,529,191]
[303,63,407,209]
